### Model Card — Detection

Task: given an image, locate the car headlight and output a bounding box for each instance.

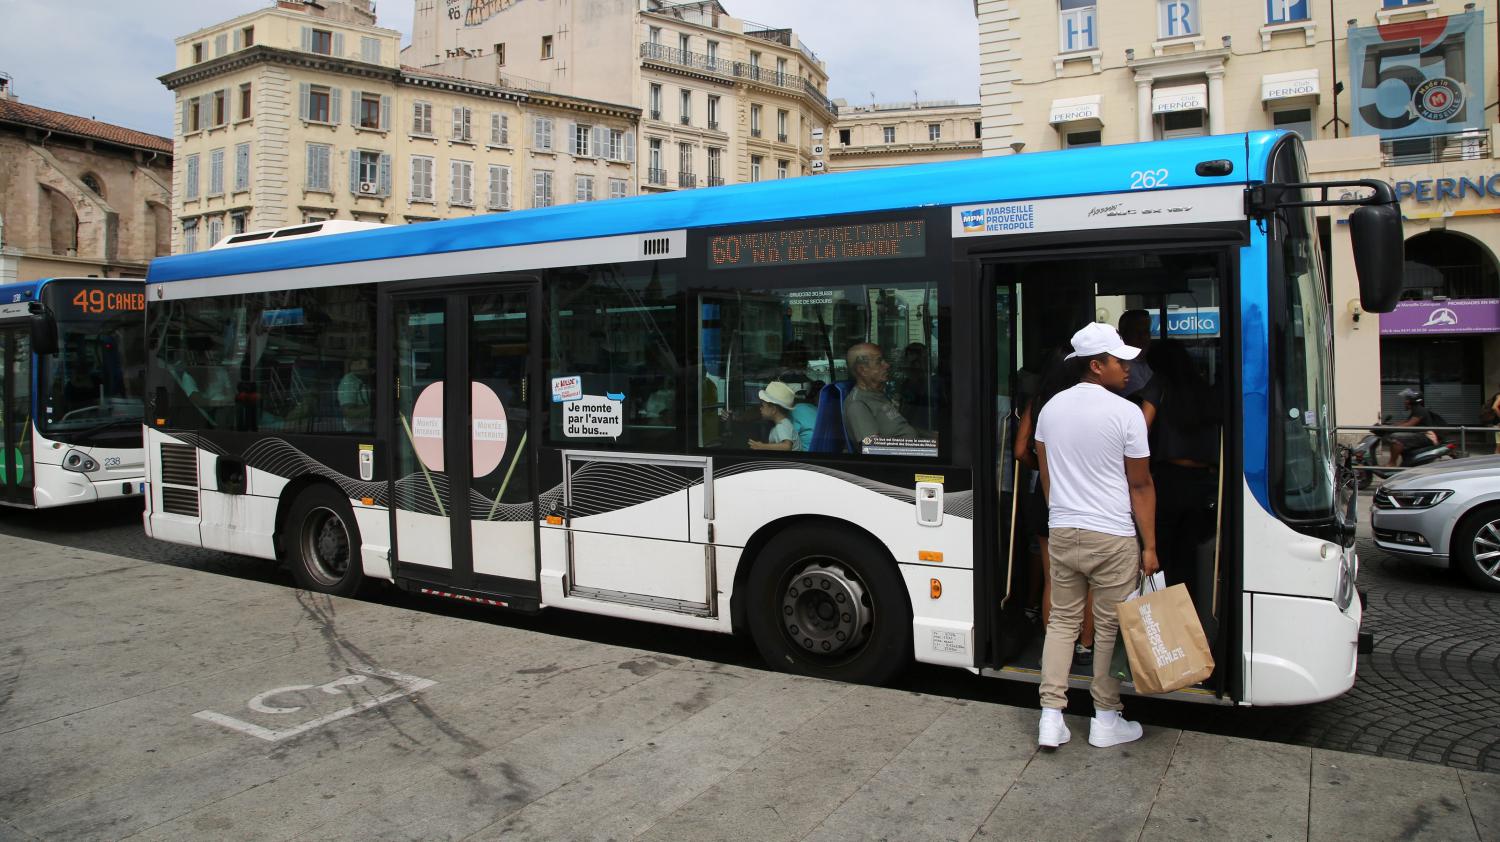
[61,450,100,473]
[1380,489,1453,509]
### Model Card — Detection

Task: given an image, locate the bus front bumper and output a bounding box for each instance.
[32,462,145,508]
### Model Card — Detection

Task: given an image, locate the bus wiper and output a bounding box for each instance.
[68,417,143,438]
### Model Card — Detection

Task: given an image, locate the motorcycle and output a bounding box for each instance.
[1345,416,1466,488]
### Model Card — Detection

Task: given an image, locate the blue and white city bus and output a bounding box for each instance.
[0,278,147,508]
[140,131,1402,705]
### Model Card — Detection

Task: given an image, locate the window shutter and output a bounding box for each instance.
[305,145,315,187]
[451,160,461,202]
[330,88,342,125]
[301,27,313,52]
[299,83,310,121]
[566,121,578,154]
[378,153,392,196]
[463,108,472,140]
[180,99,190,134]
[593,126,607,159]
[235,143,249,191]
[197,97,210,130]
[624,131,635,163]
[424,159,434,200]
[350,89,362,124]
[233,29,242,51]
[409,157,420,199]
[452,107,463,139]
[220,88,232,124]
[488,166,501,208]
[379,95,391,131]
[332,32,344,57]
[502,165,511,209]
[532,116,543,149]
[500,114,509,145]
[350,153,361,194]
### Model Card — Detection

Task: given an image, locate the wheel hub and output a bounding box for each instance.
[1474,520,1500,581]
[302,507,350,585]
[780,561,871,656]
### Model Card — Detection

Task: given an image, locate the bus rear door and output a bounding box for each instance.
[0,324,33,505]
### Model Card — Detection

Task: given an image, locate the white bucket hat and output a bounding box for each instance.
[1065,322,1141,361]
[757,381,797,410]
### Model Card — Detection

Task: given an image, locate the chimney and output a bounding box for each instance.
[0,73,15,101]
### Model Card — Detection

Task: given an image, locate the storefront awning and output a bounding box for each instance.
[1261,69,1321,103]
[1049,95,1103,125]
[1152,84,1207,114]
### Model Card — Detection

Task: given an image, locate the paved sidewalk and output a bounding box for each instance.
[1,537,1495,842]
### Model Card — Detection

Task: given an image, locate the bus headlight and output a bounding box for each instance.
[1335,550,1356,612]
[62,450,100,473]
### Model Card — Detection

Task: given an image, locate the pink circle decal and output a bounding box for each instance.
[410,381,445,472]
[470,381,509,477]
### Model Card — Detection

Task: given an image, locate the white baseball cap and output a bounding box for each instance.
[1064,322,1141,361]
[757,381,797,410]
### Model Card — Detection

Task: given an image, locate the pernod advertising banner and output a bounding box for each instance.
[1349,12,1485,140]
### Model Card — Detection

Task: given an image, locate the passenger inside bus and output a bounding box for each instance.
[843,342,926,444]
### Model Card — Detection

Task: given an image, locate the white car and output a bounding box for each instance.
[1370,455,1500,591]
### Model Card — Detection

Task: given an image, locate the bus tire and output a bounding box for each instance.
[746,524,912,686]
[1452,503,1500,593]
[285,485,365,597]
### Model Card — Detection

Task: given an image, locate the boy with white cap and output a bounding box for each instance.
[1033,322,1159,750]
[748,381,802,451]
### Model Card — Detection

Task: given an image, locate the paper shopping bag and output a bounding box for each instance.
[1109,573,1164,684]
[1118,583,1215,695]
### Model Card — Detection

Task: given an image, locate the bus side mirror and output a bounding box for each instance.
[1349,204,1403,314]
[27,303,58,355]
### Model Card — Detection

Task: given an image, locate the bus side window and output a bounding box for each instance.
[544,264,681,451]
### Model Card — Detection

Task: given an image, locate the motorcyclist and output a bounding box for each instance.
[1385,388,1437,467]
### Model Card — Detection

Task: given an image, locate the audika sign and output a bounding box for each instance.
[1380,298,1500,336]
[1349,12,1485,140]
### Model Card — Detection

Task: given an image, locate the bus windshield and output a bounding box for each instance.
[37,283,147,445]
[1273,145,1336,521]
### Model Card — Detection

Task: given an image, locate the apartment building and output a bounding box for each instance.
[161,0,637,253]
[404,0,836,191]
[0,76,172,282]
[977,0,1500,425]
[828,100,981,173]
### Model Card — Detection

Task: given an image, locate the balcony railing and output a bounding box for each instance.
[708,120,720,131]
[707,175,724,187]
[680,115,691,125]
[648,167,668,185]
[1381,132,1489,167]
[679,172,697,188]
[650,109,662,121]
[639,42,837,115]
[777,133,787,143]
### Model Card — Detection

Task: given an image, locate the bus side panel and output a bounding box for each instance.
[143,428,203,548]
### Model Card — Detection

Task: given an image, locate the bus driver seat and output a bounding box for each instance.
[808,381,855,454]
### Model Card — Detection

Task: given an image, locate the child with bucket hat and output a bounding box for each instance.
[748,381,802,451]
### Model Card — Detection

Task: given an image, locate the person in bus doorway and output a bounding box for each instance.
[747,381,802,451]
[1117,310,1154,401]
[1385,388,1437,467]
[1140,340,1220,622]
[844,342,923,443]
[1034,322,1158,750]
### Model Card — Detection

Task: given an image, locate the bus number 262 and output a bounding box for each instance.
[1129,169,1169,190]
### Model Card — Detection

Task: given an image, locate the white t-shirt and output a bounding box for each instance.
[1034,382,1149,537]
[768,417,800,451]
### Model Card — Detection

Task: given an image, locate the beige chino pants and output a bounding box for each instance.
[1039,526,1141,712]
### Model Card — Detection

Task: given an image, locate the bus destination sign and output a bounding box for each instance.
[64,287,146,317]
[709,220,925,270]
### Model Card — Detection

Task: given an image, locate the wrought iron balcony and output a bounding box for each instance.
[777,133,788,143]
[648,167,668,185]
[638,41,837,115]
[679,172,697,188]
[707,120,720,131]
[707,175,724,187]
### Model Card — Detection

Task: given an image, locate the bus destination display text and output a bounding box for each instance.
[709,220,925,270]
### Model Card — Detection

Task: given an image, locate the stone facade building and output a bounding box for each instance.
[161,0,638,253]
[0,76,173,282]
[828,100,981,173]
[404,0,836,191]
[976,0,1500,425]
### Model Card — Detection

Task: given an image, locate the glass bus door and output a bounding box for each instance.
[388,285,540,605]
[0,326,33,505]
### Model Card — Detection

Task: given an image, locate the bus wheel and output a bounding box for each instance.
[286,485,365,597]
[1453,503,1500,593]
[746,525,911,686]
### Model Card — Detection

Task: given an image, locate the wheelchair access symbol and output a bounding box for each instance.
[193,665,436,742]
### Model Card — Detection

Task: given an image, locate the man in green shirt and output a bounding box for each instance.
[843,342,922,446]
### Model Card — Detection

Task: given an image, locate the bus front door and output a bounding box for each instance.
[387,285,541,608]
[0,326,33,506]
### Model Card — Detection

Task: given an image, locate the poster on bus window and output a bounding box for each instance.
[1349,12,1485,139]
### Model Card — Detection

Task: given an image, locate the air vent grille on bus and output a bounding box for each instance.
[159,443,199,487]
[161,486,200,518]
[641,236,671,257]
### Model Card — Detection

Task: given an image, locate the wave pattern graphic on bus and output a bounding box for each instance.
[566,460,697,519]
[706,461,976,521]
[159,432,389,506]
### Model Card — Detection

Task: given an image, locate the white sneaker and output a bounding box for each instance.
[1088,714,1144,747]
[1038,714,1071,750]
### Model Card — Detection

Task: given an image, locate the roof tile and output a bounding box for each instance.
[0,98,173,154]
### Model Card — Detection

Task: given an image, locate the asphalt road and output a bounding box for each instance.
[3,498,1496,773]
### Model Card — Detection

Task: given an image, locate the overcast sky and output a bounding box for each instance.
[0,0,978,139]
